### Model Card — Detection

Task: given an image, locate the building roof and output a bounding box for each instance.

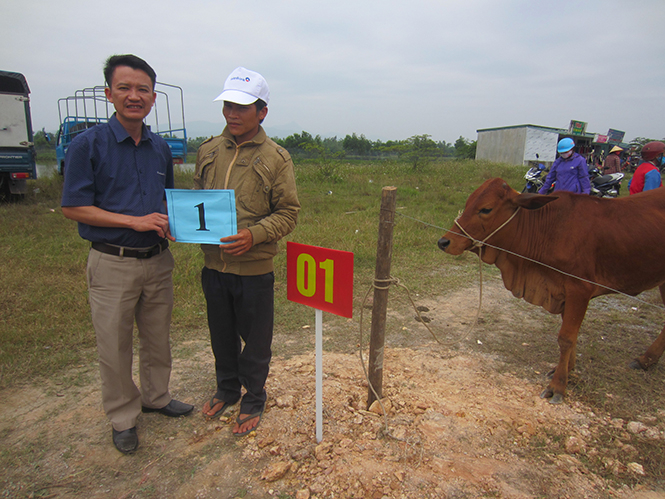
[477,123,603,141]
[477,124,565,134]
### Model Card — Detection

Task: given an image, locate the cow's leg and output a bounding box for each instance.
[630,284,665,370]
[546,343,577,378]
[541,294,589,404]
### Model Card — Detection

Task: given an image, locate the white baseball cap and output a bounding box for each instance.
[213,67,270,106]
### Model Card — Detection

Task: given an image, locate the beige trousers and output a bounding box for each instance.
[87,248,174,431]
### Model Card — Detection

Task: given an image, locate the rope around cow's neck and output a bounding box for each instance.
[449,207,521,338]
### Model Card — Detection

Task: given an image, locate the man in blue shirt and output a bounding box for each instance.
[62,54,193,454]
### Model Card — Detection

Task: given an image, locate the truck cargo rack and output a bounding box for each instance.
[56,82,187,174]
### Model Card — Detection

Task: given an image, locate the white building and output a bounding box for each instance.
[475,124,566,167]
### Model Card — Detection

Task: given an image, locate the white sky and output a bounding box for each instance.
[2,0,664,143]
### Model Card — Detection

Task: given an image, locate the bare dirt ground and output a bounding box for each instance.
[2,279,665,499]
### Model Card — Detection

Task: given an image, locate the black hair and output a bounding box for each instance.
[104,54,157,89]
[255,98,267,123]
[254,98,267,112]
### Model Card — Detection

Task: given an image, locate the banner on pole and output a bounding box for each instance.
[607,129,626,144]
[287,242,354,318]
[568,120,587,135]
[165,189,237,244]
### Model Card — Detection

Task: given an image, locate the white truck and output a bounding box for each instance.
[0,71,37,199]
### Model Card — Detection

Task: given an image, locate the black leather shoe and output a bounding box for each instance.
[142,399,194,417]
[112,427,138,454]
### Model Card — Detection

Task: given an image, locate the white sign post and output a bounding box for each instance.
[287,242,354,443]
[315,308,323,442]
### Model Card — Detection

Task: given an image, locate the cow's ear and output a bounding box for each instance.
[513,193,558,210]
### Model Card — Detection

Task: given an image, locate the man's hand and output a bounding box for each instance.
[129,213,172,240]
[220,228,253,256]
[62,206,173,240]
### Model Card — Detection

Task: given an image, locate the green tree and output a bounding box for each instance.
[402,134,439,170]
[282,131,316,149]
[629,137,665,149]
[187,136,211,152]
[454,136,477,159]
[374,139,407,158]
[274,131,327,158]
[34,129,54,150]
[436,140,455,157]
[322,136,344,155]
[342,133,372,156]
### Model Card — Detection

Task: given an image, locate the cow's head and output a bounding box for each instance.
[438,178,557,255]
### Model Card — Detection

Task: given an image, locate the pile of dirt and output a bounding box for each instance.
[180,347,663,499]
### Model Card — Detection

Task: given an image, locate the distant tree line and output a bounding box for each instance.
[187,132,478,165]
[35,126,479,167]
[629,137,665,149]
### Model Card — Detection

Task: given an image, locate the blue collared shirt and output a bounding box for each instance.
[61,114,174,247]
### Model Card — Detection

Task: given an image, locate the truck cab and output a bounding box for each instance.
[56,118,107,172]
[0,71,37,199]
[56,83,187,175]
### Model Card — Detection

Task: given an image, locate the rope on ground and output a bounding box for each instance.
[357,272,479,444]
[358,277,425,455]
[358,279,389,434]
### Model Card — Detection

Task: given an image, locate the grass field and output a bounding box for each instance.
[0,158,526,388]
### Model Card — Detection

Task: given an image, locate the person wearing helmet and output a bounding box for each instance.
[629,141,664,194]
[603,145,623,174]
[538,138,591,195]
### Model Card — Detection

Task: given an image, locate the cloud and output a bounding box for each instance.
[2,0,664,142]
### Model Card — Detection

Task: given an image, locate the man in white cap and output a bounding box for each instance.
[193,67,300,436]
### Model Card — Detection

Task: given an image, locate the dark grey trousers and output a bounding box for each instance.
[201,267,274,415]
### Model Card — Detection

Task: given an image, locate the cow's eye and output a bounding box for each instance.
[479,208,492,215]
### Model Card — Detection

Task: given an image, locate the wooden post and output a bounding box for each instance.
[367,186,397,408]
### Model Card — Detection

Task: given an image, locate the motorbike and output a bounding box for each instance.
[522,154,548,193]
[588,166,624,198]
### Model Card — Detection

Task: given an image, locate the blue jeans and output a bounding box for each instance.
[201,267,274,414]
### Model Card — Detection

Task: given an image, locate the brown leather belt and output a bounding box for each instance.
[91,239,169,259]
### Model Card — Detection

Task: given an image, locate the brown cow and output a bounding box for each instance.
[437,178,665,404]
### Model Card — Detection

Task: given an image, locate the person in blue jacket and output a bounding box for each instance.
[539,138,591,195]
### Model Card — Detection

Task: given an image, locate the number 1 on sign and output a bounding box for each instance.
[319,259,334,303]
[296,254,334,304]
[195,202,210,232]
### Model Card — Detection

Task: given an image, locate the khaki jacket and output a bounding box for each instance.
[193,126,300,275]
